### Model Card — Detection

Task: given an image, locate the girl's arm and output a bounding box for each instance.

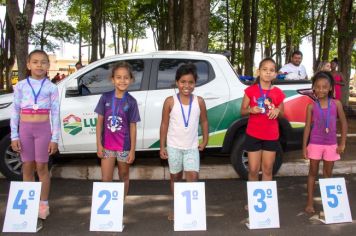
[268,102,284,119]
[302,104,313,159]
[160,97,172,159]
[10,84,22,152]
[240,94,261,116]
[335,100,348,154]
[127,122,137,164]
[96,115,104,158]
[198,96,209,151]
[48,85,60,155]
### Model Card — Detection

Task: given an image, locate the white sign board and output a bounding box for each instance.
[174,182,206,231]
[319,177,352,224]
[90,182,124,232]
[247,181,280,229]
[3,181,42,233]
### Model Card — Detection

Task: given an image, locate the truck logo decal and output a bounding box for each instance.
[63,114,83,135]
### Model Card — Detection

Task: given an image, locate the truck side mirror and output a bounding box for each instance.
[65,79,80,97]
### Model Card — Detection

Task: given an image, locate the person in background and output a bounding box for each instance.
[330,58,346,101]
[279,50,308,80]
[316,61,331,72]
[51,73,60,84]
[75,61,83,70]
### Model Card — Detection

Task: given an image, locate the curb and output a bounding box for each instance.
[1,160,355,180]
[49,160,356,180]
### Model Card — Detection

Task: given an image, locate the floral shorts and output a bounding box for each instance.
[166,146,200,174]
[103,149,130,163]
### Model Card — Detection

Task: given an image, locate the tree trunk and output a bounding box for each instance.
[250,0,258,66]
[337,0,355,106]
[226,0,230,50]
[321,0,335,61]
[191,0,210,52]
[275,0,282,69]
[90,0,101,62]
[180,0,191,50]
[7,0,35,81]
[99,14,106,58]
[5,13,16,92]
[242,0,252,75]
[168,0,176,49]
[40,0,51,51]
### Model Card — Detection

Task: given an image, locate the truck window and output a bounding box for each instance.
[78,60,144,95]
[156,59,213,89]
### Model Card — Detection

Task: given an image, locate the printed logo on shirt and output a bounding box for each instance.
[107,115,123,132]
[63,114,83,135]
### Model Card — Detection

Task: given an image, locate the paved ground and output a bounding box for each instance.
[1,176,355,235]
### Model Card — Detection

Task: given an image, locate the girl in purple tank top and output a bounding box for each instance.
[302,71,347,214]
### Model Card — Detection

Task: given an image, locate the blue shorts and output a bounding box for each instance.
[167,146,200,174]
[103,149,129,163]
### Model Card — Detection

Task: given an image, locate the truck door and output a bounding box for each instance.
[60,59,149,152]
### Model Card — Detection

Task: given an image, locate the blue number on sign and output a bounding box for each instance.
[326,185,338,208]
[182,190,192,214]
[253,189,267,213]
[97,190,111,215]
[13,190,28,215]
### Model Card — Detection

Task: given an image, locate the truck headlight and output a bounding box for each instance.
[0,102,12,109]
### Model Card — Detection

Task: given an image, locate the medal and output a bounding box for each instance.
[27,77,47,110]
[177,94,193,128]
[110,126,116,133]
[325,128,329,133]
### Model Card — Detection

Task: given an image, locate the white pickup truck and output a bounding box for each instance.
[0,51,313,180]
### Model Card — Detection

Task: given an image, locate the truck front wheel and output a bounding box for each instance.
[230,133,283,180]
[0,133,54,181]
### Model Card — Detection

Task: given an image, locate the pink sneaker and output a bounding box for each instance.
[38,203,50,220]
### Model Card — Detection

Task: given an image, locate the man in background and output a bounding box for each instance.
[279,50,308,80]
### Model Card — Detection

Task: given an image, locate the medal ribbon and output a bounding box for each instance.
[316,98,330,133]
[177,94,193,128]
[26,77,47,106]
[111,91,128,125]
[258,82,271,100]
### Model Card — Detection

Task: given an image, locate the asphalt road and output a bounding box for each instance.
[1,175,355,235]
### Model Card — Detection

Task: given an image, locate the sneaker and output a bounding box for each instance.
[36,219,43,232]
[38,203,50,220]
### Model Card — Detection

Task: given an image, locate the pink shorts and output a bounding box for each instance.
[19,120,51,163]
[307,144,340,161]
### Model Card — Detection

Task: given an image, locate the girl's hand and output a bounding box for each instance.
[249,106,262,114]
[302,147,308,159]
[97,145,104,158]
[268,108,280,119]
[160,148,168,159]
[198,143,207,151]
[336,144,346,154]
[11,140,21,153]
[127,151,135,164]
[48,142,58,156]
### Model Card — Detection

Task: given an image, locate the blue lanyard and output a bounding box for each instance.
[111,92,127,123]
[316,98,331,133]
[26,77,46,105]
[177,94,193,128]
[258,82,271,99]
